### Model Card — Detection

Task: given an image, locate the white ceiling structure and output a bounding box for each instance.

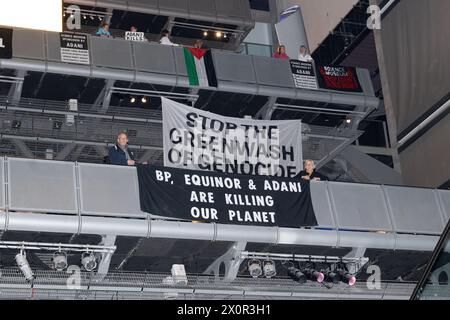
[276,0,359,52]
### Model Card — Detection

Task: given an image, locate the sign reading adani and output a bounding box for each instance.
[137,165,317,228]
[162,98,303,178]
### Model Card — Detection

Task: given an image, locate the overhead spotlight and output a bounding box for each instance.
[81,252,97,271]
[98,15,103,21]
[52,251,68,271]
[11,120,21,129]
[345,117,352,124]
[215,31,223,38]
[223,34,227,39]
[15,251,35,282]
[324,270,341,284]
[302,267,325,283]
[141,96,147,104]
[263,260,276,278]
[90,15,94,20]
[248,259,262,278]
[287,266,307,284]
[203,31,208,37]
[130,97,136,104]
[53,120,63,130]
[339,270,357,286]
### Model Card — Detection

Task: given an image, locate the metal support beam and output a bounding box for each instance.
[344,247,369,274]
[94,234,117,282]
[55,143,77,161]
[0,212,440,251]
[204,242,247,283]
[339,145,403,185]
[7,70,26,101]
[10,139,34,158]
[256,96,277,120]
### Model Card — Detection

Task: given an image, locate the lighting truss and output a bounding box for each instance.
[241,251,369,271]
[0,76,24,86]
[0,241,116,254]
[108,87,199,103]
[169,21,243,38]
[274,103,367,117]
[64,7,111,21]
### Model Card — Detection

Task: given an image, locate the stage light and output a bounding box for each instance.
[324,270,341,284]
[215,31,223,38]
[263,260,276,278]
[98,16,103,21]
[248,259,262,278]
[287,267,307,284]
[302,267,325,283]
[339,270,356,286]
[52,251,68,271]
[11,120,21,129]
[15,251,35,282]
[223,34,227,39]
[345,117,352,124]
[83,15,87,19]
[203,31,208,37]
[141,97,147,103]
[53,120,63,130]
[81,252,97,271]
[130,97,136,104]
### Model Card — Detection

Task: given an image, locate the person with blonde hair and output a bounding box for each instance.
[297,159,326,181]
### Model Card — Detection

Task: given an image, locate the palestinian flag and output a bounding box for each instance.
[183,47,218,87]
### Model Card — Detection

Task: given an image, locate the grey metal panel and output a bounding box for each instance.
[90,37,134,70]
[133,42,176,74]
[0,158,4,210]
[159,0,189,15]
[215,0,245,19]
[46,32,62,62]
[12,29,45,60]
[253,56,295,88]
[213,51,256,84]
[173,46,188,76]
[127,0,158,11]
[384,186,444,234]
[78,163,144,218]
[309,181,335,228]
[7,158,78,214]
[328,182,393,231]
[188,0,216,18]
[437,190,450,221]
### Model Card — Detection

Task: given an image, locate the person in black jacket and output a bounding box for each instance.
[108,131,139,166]
[297,159,327,181]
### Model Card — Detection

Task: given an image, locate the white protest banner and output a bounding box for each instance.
[125,31,145,42]
[162,98,303,178]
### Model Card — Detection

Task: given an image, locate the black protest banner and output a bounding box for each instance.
[137,165,317,228]
[317,66,363,93]
[0,28,13,59]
